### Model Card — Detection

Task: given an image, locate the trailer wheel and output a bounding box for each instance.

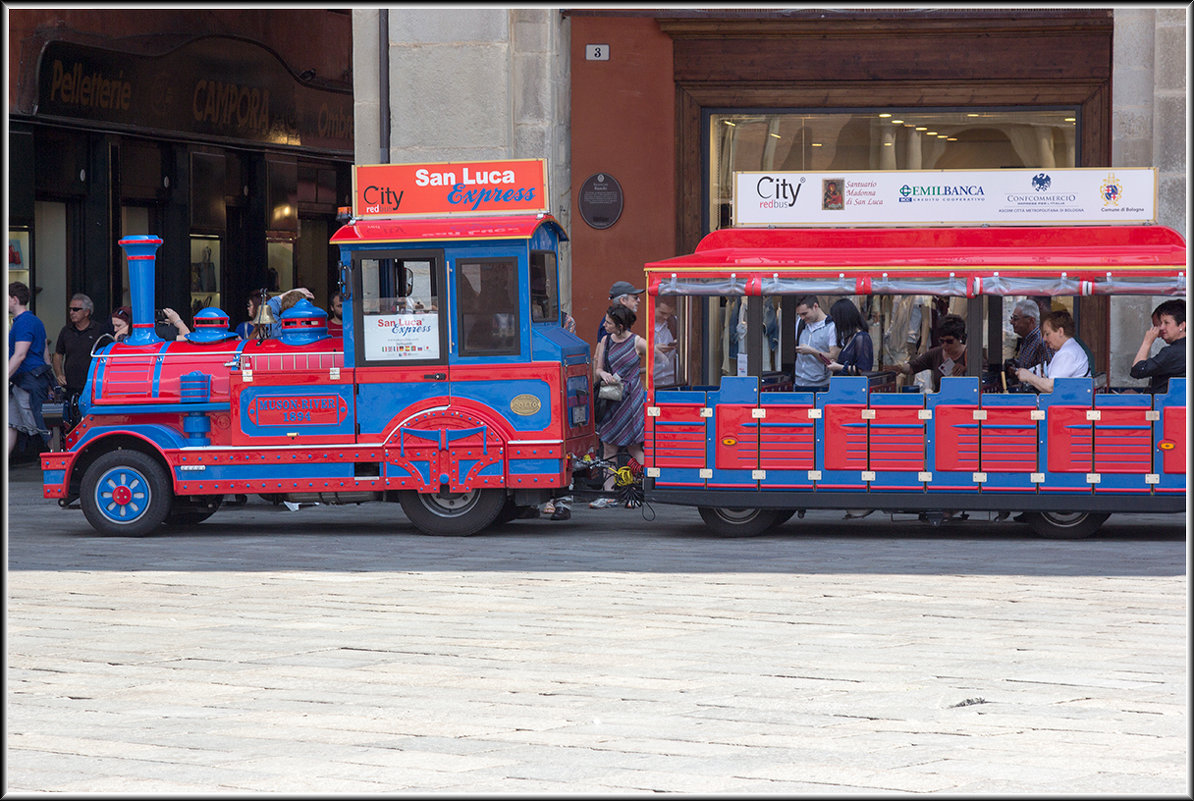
[698,506,782,538]
[164,495,223,527]
[773,510,797,528]
[81,450,172,537]
[1022,511,1109,540]
[400,488,506,536]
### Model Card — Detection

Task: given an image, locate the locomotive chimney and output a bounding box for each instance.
[117,235,165,346]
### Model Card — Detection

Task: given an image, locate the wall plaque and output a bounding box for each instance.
[578,173,623,230]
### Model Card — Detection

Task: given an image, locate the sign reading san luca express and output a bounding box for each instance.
[352,160,549,218]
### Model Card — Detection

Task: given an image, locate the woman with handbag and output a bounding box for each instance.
[591,304,648,508]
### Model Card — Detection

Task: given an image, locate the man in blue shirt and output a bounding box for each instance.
[8,281,53,454]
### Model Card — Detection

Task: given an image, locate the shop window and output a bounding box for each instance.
[708,109,1078,233]
[457,259,519,357]
[189,235,221,318]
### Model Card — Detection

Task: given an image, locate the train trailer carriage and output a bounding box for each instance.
[42,214,594,537]
[641,224,1187,538]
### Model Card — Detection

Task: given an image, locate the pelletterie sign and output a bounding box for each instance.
[352,159,549,218]
[733,168,1157,226]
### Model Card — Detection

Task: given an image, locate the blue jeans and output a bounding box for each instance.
[10,367,52,444]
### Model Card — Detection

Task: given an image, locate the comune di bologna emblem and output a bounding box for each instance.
[1100,173,1123,206]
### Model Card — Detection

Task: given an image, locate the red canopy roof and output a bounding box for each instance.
[646,225,1187,277]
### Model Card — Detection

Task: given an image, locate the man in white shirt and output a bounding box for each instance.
[1015,309,1090,393]
[792,294,836,392]
[653,300,678,387]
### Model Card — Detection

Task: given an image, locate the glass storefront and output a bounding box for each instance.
[708,108,1078,231]
[681,108,1083,387]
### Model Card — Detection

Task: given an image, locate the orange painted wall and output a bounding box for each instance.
[569,16,675,348]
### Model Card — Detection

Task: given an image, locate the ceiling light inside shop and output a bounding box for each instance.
[891,120,904,124]
[878,113,892,118]
[769,132,781,139]
[723,120,737,127]
[947,137,958,141]
[1064,117,1076,122]
[811,143,823,147]
[915,127,928,131]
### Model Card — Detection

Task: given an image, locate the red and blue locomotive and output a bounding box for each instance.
[41,163,593,536]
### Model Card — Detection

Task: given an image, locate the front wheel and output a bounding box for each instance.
[1022,511,1109,540]
[80,450,172,537]
[698,506,782,538]
[399,488,506,536]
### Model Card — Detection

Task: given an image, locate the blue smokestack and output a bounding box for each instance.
[118,235,165,346]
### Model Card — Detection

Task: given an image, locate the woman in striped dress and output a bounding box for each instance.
[592,304,647,507]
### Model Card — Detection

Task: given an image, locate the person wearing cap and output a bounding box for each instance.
[595,280,644,345]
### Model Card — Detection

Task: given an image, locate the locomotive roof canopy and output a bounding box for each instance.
[330,214,568,246]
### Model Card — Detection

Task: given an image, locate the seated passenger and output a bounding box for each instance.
[1129,299,1185,394]
[896,313,967,392]
[1014,309,1090,393]
[825,298,873,377]
[1004,298,1051,386]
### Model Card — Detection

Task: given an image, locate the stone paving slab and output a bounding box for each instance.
[5,463,1188,795]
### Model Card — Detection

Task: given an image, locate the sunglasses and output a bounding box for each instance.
[68,307,85,312]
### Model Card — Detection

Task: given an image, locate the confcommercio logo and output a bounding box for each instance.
[1005,173,1077,206]
[898,184,985,202]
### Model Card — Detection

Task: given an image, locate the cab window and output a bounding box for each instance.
[457,258,519,356]
[356,252,444,364]
[530,250,560,323]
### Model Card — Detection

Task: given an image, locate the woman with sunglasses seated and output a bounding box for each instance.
[895,314,968,392]
[1014,310,1090,394]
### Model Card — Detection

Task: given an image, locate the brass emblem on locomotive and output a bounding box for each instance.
[510,394,542,416]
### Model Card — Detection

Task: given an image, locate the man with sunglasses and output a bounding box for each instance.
[1004,298,1050,387]
[53,293,113,431]
[896,313,968,392]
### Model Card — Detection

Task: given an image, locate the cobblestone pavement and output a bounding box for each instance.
[6,463,1188,795]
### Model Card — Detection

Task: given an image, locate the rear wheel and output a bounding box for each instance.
[698,506,782,538]
[1022,511,1109,540]
[399,488,506,536]
[80,450,172,537]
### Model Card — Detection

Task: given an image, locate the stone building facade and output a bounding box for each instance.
[350,8,1186,386]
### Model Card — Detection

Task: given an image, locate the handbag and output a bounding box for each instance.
[597,380,623,402]
[592,337,621,422]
